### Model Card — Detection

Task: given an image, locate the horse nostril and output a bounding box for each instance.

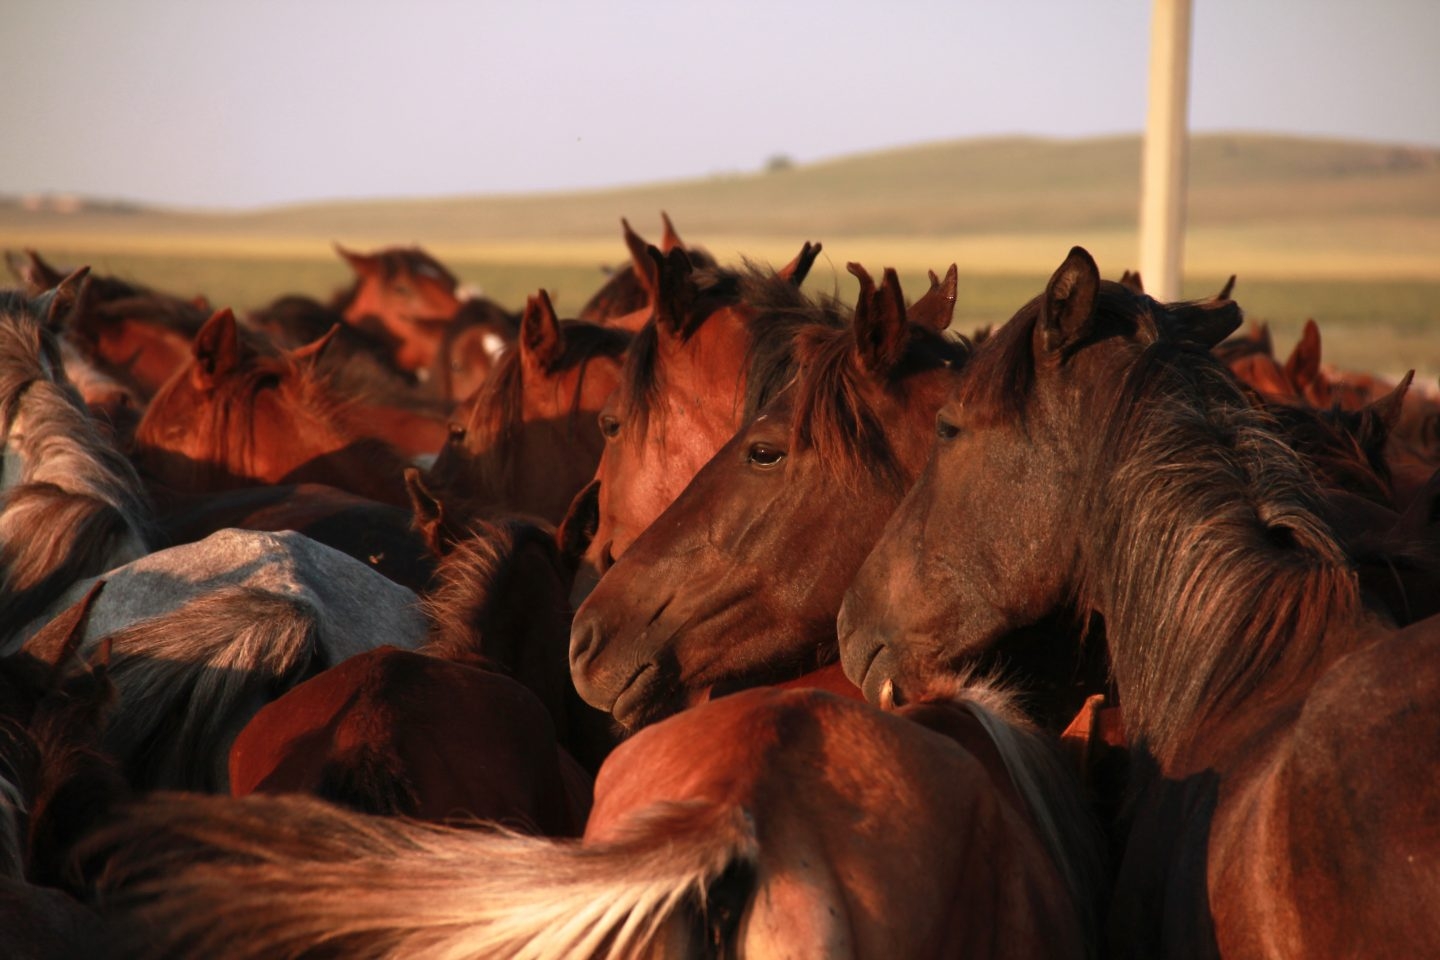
[597,541,615,575]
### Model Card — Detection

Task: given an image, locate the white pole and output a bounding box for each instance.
[1139,0,1193,302]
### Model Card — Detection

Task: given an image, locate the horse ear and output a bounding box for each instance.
[1172,298,1243,350]
[333,243,373,275]
[19,580,106,682]
[659,211,685,253]
[1216,274,1237,301]
[289,322,341,367]
[1368,371,1413,436]
[18,249,67,294]
[520,290,565,371]
[1118,269,1145,294]
[907,263,958,332]
[777,241,822,287]
[405,467,454,558]
[193,308,242,383]
[32,266,91,332]
[1041,247,1100,355]
[1284,319,1323,391]
[848,263,909,375]
[557,478,601,575]
[1251,321,1273,357]
[652,246,696,337]
[622,219,658,302]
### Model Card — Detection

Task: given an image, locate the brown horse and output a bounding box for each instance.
[566,241,826,607]
[426,290,631,525]
[577,213,719,331]
[87,682,1102,959]
[569,265,964,730]
[839,247,1440,957]
[133,308,413,507]
[228,514,601,832]
[333,243,464,375]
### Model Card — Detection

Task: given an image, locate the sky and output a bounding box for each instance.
[2,0,1437,210]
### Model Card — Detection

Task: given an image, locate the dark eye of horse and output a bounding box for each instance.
[599,414,620,439]
[936,417,962,441]
[747,443,786,467]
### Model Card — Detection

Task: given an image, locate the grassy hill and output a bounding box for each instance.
[2,132,1438,378]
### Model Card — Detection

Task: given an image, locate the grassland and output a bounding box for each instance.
[4,133,1438,379]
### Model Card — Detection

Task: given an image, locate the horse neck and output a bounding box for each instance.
[1080,351,1370,772]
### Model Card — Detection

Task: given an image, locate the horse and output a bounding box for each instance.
[837,246,1440,956]
[11,528,428,793]
[432,295,520,406]
[569,264,967,730]
[0,281,154,644]
[565,240,826,607]
[86,681,1103,959]
[228,514,598,832]
[426,290,632,525]
[577,213,719,331]
[132,308,415,508]
[332,243,465,376]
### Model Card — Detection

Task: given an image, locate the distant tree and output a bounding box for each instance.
[765,153,795,174]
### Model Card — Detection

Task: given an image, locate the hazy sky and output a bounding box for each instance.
[3,0,1436,209]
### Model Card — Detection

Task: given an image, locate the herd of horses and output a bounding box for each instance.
[1,216,1438,958]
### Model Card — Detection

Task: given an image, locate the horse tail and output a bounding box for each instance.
[86,790,759,960]
[99,589,321,793]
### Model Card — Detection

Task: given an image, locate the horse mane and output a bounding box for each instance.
[0,304,154,639]
[456,321,631,500]
[1088,333,1360,765]
[85,790,757,960]
[789,320,969,492]
[420,517,566,664]
[919,674,1106,956]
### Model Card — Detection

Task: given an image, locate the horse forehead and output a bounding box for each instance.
[22,529,426,651]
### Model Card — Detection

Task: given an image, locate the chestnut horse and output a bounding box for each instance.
[577,213,719,330]
[333,243,464,376]
[839,247,1440,957]
[228,515,601,832]
[426,290,631,525]
[87,682,1103,959]
[569,265,965,730]
[566,241,825,606]
[133,308,414,508]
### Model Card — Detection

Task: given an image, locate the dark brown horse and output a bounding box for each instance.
[566,242,825,606]
[426,290,631,525]
[569,265,964,729]
[133,308,413,507]
[838,246,1440,957]
[87,682,1102,959]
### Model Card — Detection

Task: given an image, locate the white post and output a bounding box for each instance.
[1139,0,1193,302]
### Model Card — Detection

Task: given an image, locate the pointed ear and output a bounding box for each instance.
[334,242,372,275]
[1041,247,1100,355]
[20,580,106,681]
[1369,371,1413,435]
[21,249,67,293]
[520,290,564,371]
[621,219,658,302]
[777,241,822,287]
[659,211,685,253]
[907,263,957,332]
[33,266,91,332]
[1284,319,1322,390]
[849,263,909,375]
[192,308,242,383]
[289,322,341,367]
[652,246,695,337]
[1118,269,1145,294]
[1251,321,1274,357]
[1172,298,1243,349]
[557,478,601,574]
[1216,274,1237,301]
[405,467,453,558]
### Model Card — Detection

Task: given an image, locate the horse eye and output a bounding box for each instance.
[936,417,962,441]
[598,414,621,439]
[747,443,786,467]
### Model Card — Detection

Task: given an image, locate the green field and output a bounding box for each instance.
[4,132,1438,381]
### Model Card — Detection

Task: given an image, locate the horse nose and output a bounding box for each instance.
[568,612,613,711]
